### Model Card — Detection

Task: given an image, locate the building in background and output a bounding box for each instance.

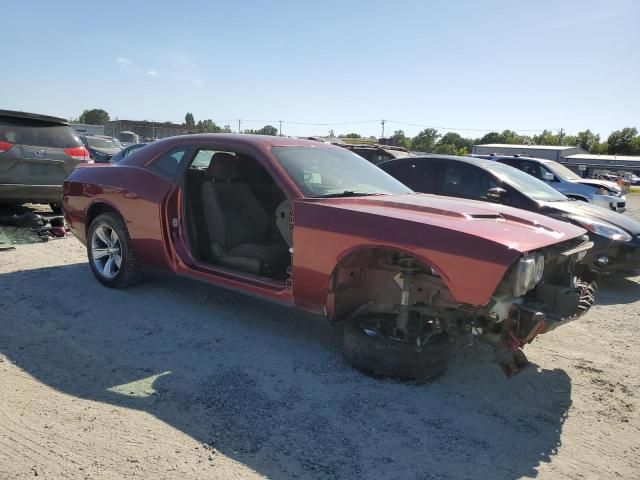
[104,120,191,142]
[471,144,586,160]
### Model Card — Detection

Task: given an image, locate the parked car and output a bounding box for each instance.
[81,135,123,163]
[62,134,596,379]
[108,143,148,164]
[0,109,91,211]
[380,155,640,276]
[338,143,412,165]
[472,154,627,213]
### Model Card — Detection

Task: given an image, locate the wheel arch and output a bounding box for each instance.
[325,244,454,320]
[85,200,122,236]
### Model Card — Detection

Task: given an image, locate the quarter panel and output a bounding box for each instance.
[291,200,520,312]
[63,165,174,269]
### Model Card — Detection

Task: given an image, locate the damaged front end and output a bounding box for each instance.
[334,236,597,380]
[480,235,597,376]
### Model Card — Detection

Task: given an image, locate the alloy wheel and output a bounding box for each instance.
[91,224,122,279]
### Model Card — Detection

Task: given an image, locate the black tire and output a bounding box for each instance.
[343,314,451,381]
[87,212,141,288]
[50,203,62,214]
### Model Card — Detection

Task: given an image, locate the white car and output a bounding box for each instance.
[478,155,627,213]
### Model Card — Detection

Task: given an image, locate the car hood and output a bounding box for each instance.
[542,200,640,235]
[300,193,587,253]
[577,179,621,193]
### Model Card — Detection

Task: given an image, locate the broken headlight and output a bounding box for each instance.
[513,254,545,297]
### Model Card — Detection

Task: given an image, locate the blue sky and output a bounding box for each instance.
[1,0,638,139]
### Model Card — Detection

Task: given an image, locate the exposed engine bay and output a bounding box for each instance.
[332,236,597,378]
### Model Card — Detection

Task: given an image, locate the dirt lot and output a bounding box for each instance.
[1,201,639,480]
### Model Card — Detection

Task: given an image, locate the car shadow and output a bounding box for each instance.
[0,263,572,479]
[595,275,640,305]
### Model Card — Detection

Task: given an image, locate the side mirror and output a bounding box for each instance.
[486,187,508,202]
[542,172,555,181]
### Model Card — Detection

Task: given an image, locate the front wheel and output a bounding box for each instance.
[342,314,451,381]
[87,212,141,288]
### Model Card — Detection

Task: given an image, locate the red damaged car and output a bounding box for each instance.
[62,135,596,379]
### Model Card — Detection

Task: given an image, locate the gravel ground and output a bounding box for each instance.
[1,199,639,479]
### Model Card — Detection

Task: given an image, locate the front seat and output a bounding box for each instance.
[200,152,287,275]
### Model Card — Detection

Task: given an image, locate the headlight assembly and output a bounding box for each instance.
[513,254,545,297]
[567,215,632,242]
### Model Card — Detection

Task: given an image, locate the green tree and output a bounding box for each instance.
[200,119,222,133]
[185,112,195,127]
[411,128,440,152]
[434,144,457,155]
[390,130,411,149]
[607,127,638,155]
[328,129,336,139]
[256,125,278,136]
[340,133,362,139]
[477,130,530,145]
[438,132,473,152]
[591,142,608,154]
[478,132,502,144]
[574,130,600,152]
[533,129,561,146]
[78,109,110,125]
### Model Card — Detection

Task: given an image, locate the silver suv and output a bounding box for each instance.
[476,155,626,213]
[0,110,92,210]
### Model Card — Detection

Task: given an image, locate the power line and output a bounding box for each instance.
[146,117,560,134]
[385,120,561,133]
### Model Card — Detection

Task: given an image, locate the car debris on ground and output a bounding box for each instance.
[0,206,70,248]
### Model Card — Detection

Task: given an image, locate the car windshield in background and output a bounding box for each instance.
[272,146,412,198]
[483,161,567,202]
[0,117,81,148]
[544,160,583,181]
[87,137,118,149]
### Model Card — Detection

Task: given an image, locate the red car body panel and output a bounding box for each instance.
[62,134,587,314]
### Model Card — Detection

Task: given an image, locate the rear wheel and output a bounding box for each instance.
[343,314,451,381]
[87,212,141,288]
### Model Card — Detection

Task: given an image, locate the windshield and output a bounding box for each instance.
[87,137,117,149]
[544,160,582,181]
[272,146,412,198]
[483,161,568,202]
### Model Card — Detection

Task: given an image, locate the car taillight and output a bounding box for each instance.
[64,146,92,162]
[0,141,13,153]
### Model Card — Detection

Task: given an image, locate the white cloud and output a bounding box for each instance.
[116,57,132,69]
[147,70,159,77]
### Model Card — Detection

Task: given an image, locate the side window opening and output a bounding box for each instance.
[183,147,290,282]
[150,148,187,179]
[441,163,496,200]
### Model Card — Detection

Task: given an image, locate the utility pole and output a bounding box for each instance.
[381,119,386,139]
[238,119,242,134]
[558,128,565,145]
[279,120,283,137]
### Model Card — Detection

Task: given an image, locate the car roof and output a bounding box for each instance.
[471,154,556,164]
[149,133,335,149]
[0,109,69,125]
[379,154,494,169]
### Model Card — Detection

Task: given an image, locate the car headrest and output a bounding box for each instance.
[208,152,238,181]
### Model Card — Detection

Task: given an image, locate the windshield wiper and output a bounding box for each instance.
[317,191,383,198]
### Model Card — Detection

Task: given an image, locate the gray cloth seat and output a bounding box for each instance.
[200,152,287,275]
